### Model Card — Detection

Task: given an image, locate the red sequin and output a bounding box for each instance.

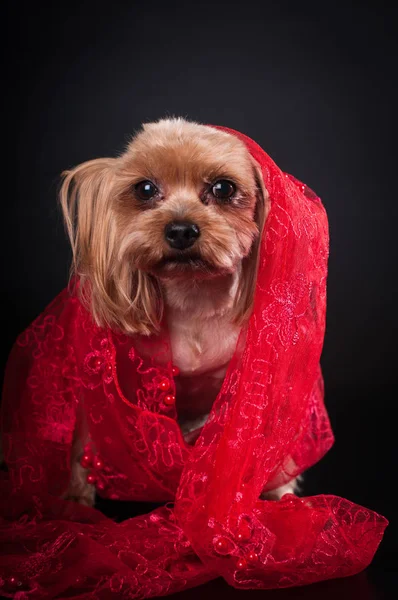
[158,378,170,391]
[80,453,92,468]
[105,363,113,376]
[164,394,176,406]
[213,536,232,555]
[247,552,258,563]
[236,521,251,542]
[171,365,180,376]
[94,458,103,469]
[216,538,228,550]
[236,558,247,570]
[87,473,97,485]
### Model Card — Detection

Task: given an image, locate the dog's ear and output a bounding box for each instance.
[251,157,270,226]
[232,157,270,326]
[60,158,163,336]
[60,157,117,276]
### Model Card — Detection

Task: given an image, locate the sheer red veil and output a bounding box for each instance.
[0,126,387,598]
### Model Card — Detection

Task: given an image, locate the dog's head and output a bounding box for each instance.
[60,118,269,335]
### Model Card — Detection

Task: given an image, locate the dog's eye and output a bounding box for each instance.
[211,180,236,200]
[135,180,158,200]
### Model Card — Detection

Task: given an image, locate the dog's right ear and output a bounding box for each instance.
[59,157,117,277]
[59,156,124,330]
[59,157,163,337]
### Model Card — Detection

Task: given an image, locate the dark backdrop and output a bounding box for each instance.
[4,2,397,598]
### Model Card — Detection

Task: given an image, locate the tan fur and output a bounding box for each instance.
[60,118,267,336]
[61,117,296,504]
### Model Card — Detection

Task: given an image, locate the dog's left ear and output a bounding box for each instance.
[251,156,270,225]
[232,157,270,327]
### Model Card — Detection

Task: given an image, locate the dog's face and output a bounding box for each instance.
[60,118,268,334]
[116,120,261,281]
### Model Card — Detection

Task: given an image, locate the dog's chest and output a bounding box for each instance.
[169,316,240,375]
[167,315,241,422]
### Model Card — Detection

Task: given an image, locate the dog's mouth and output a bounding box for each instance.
[159,253,211,268]
[151,253,222,278]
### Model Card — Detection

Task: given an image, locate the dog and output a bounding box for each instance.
[56,118,299,505]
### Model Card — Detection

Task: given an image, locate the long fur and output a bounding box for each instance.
[60,118,268,336]
[58,117,298,504]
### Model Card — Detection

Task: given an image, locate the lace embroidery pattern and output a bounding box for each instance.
[0,127,387,598]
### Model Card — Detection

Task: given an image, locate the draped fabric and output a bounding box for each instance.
[0,126,387,598]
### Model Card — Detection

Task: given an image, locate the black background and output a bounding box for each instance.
[3,1,397,598]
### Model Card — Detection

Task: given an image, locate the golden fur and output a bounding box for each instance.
[60,118,268,336]
[58,117,301,504]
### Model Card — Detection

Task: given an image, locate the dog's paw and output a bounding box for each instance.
[62,460,96,507]
[63,490,95,507]
[260,477,302,501]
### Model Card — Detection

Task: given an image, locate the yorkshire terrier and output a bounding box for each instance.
[59,117,298,505]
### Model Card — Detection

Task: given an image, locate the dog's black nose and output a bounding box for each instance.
[164,221,200,250]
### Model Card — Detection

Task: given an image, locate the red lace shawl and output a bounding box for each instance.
[0,127,387,598]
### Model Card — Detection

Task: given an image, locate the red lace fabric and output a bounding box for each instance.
[0,127,387,598]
